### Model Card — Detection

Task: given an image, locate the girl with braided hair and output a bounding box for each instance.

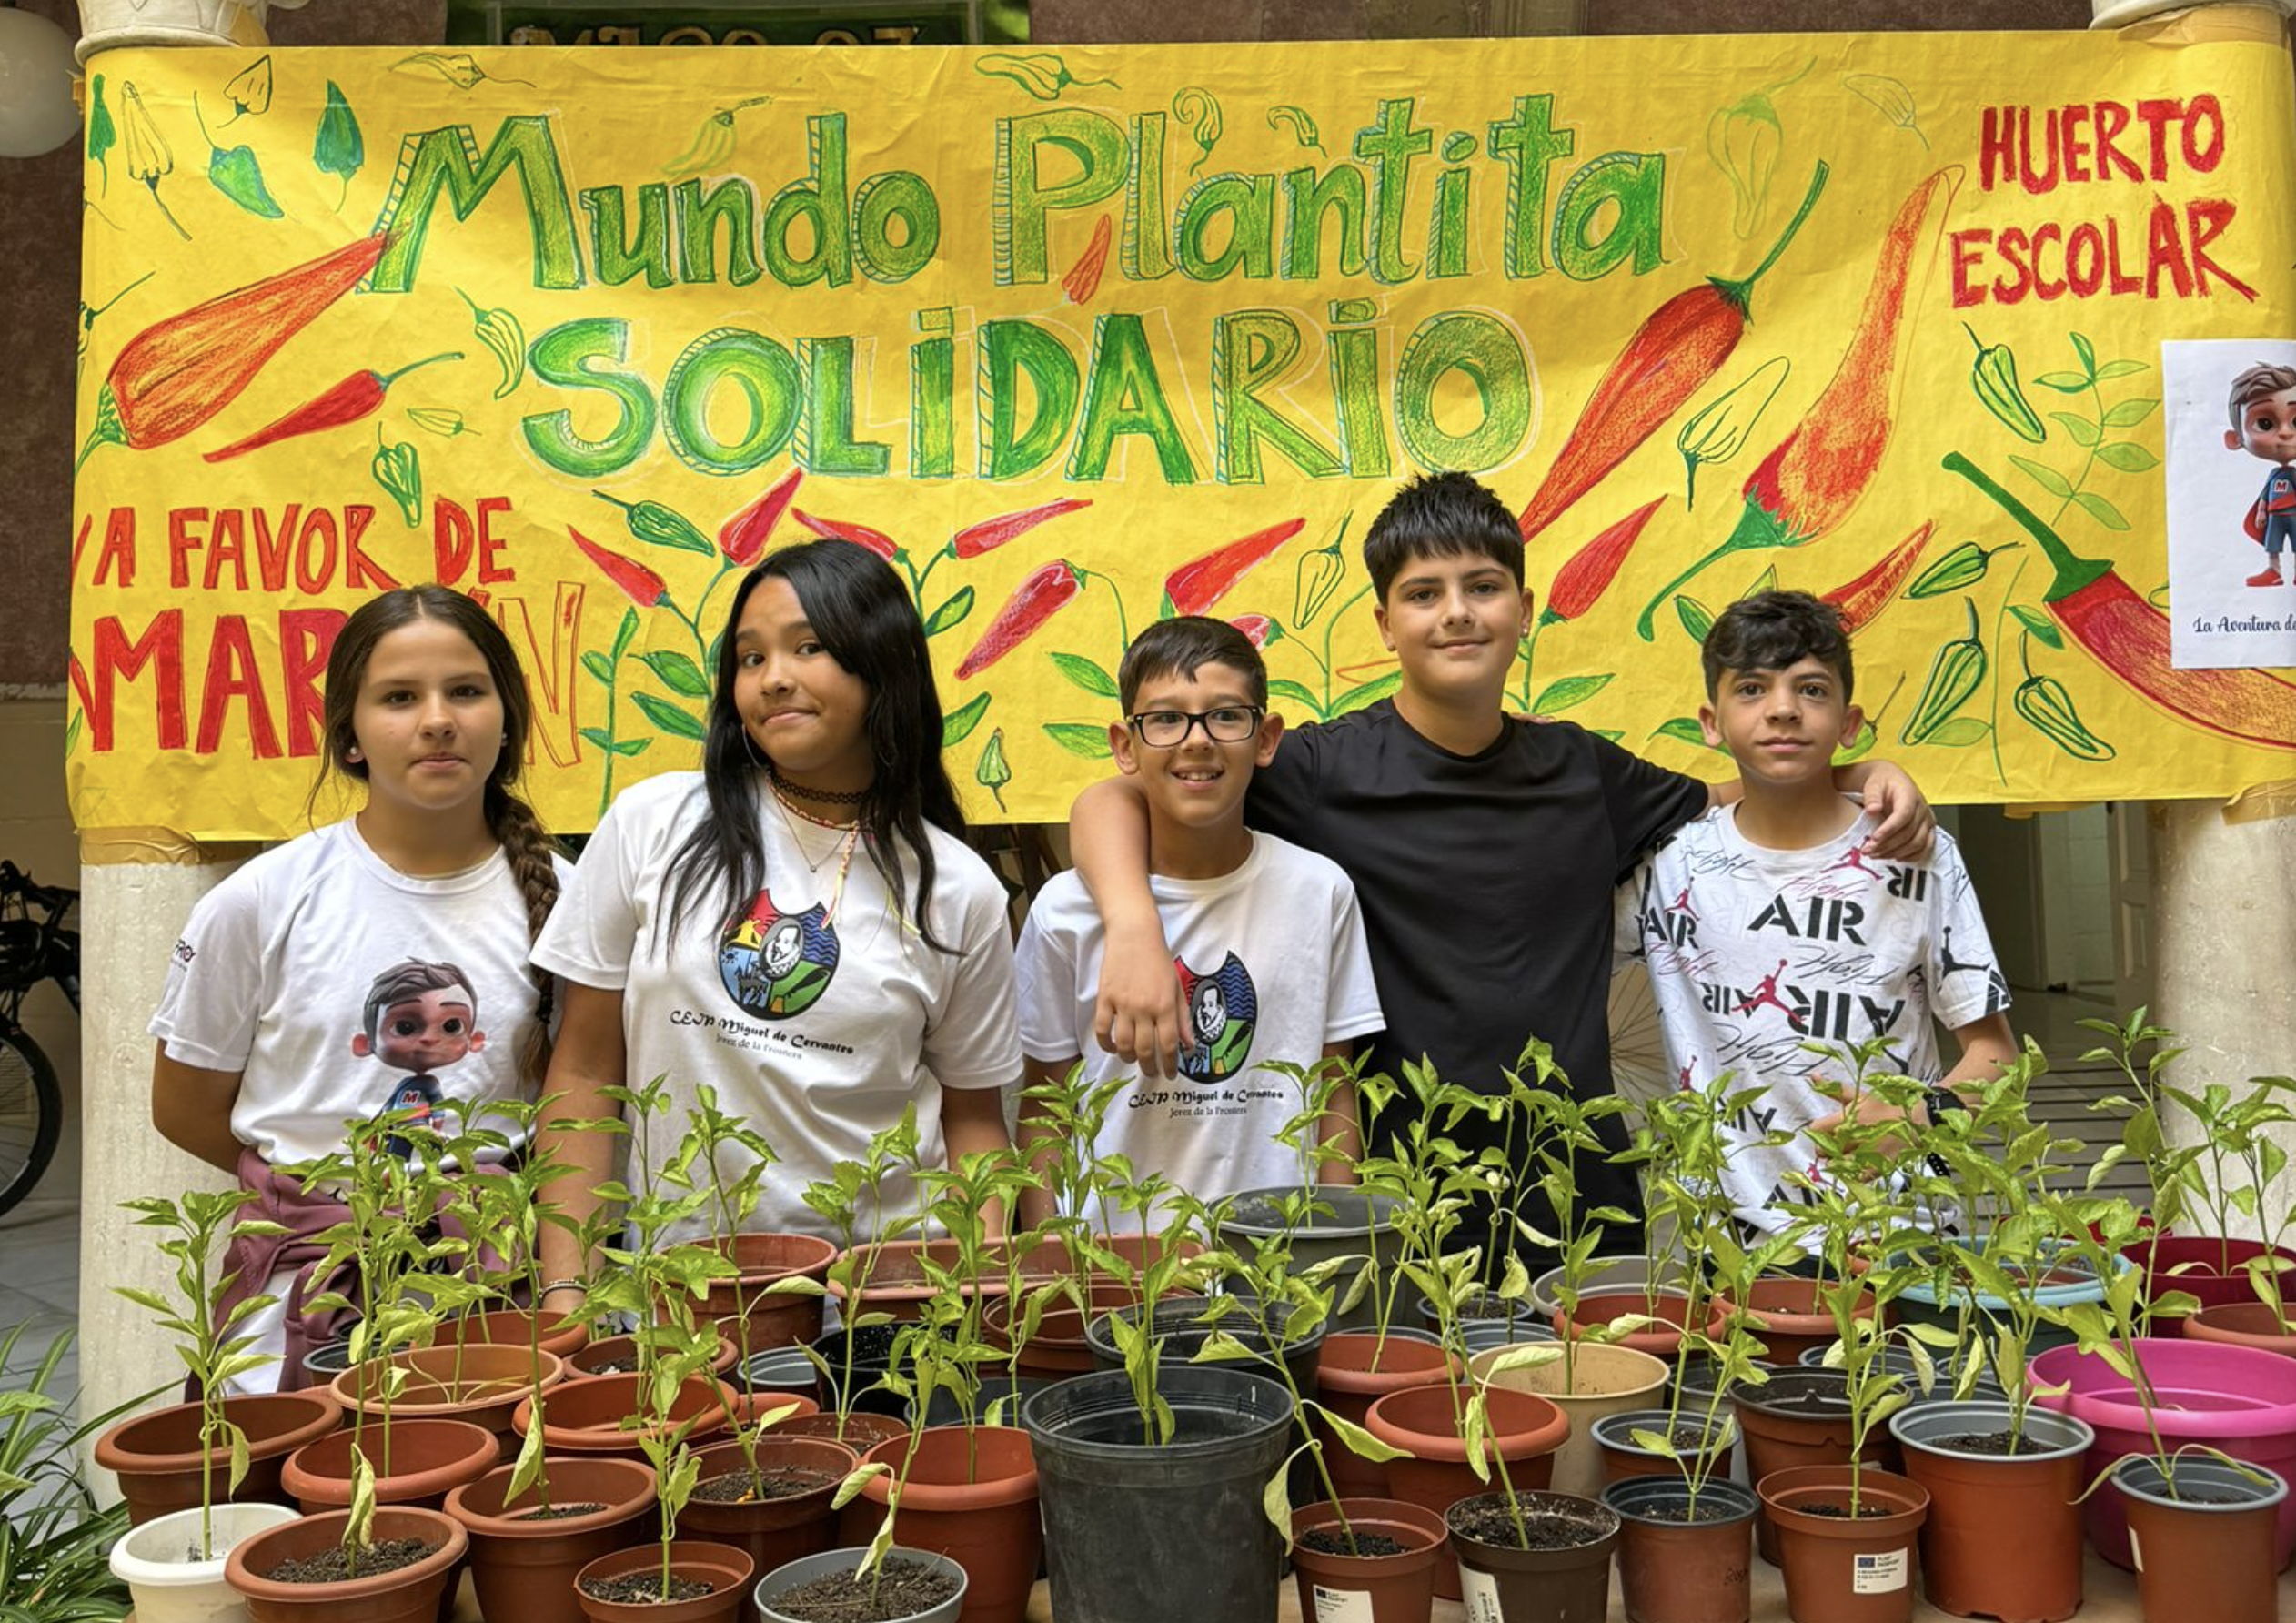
[149,585,569,1390]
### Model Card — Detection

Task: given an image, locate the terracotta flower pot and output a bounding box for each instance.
[330,1343,565,1459]
[1601,1474,1758,1623]
[1590,1406,1738,1488]
[1727,1275,1880,1366]
[981,1279,1143,1381]
[1554,1289,1727,1359]
[1473,1338,1667,1499]
[567,1333,740,1380]
[778,1408,911,1455]
[445,1455,658,1623]
[842,1425,1040,1623]
[1759,1465,1928,1623]
[1731,1366,1876,1564]
[2183,1298,2296,1359]
[685,1232,838,1356]
[827,1238,1012,1323]
[1287,1497,1445,1623]
[1314,1331,1458,1499]
[573,1538,752,1623]
[1444,1489,1619,1623]
[282,1416,500,1514]
[2114,1455,2289,1623]
[513,1372,737,1465]
[1889,1401,2092,1623]
[678,1434,856,1590]
[1363,1381,1567,1600]
[224,1504,468,1623]
[96,1390,343,1527]
[436,1305,589,1361]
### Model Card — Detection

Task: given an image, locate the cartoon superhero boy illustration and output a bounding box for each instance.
[353,959,484,1155]
[2226,361,2296,588]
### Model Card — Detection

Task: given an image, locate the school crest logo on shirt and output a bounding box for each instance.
[1173,952,1257,1083]
[720,891,840,1019]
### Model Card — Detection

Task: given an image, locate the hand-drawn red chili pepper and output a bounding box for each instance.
[1541,497,1667,625]
[720,468,803,566]
[1163,518,1307,617]
[956,561,1081,680]
[1820,520,1935,633]
[202,351,460,462]
[1516,164,1828,545]
[791,508,898,560]
[952,497,1093,559]
[1636,166,1961,638]
[1062,214,1114,305]
[1227,614,1283,648]
[1949,452,2296,751]
[569,526,669,609]
[77,229,392,470]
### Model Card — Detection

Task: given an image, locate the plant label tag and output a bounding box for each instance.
[1852,1549,1908,1594]
[1312,1585,1374,1623]
[2129,1528,2142,1572]
[1460,1566,1505,1623]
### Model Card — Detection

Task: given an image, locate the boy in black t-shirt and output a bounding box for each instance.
[1072,472,1933,1264]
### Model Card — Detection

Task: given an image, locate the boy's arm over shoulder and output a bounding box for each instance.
[1584,727,1712,881]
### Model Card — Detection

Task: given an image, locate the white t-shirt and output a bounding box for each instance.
[1014,832,1384,1222]
[1616,804,2009,1243]
[150,818,562,1386]
[531,771,1020,1244]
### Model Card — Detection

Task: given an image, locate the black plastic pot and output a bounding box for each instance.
[909,1370,1054,1428]
[1084,1295,1324,1401]
[1216,1187,1398,1331]
[740,1345,819,1398]
[1022,1366,1293,1623]
[808,1323,908,1418]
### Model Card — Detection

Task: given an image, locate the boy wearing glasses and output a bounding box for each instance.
[1013,617,1383,1226]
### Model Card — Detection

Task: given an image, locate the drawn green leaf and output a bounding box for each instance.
[2032,371,2090,393]
[610,607,640,661]
[2070,332,2098,378]
[922,586,975,638]
[1652,718,1720,751]
[2094,441,2158,474]
[1332,670,1402,716]
[580,651,615,685]
[638,650,710,697]
[2100,397,2160,428]
[2093,359,2149,381]
[2010,456,2074,499]
[1266,679,1323,711]
[614,736,651,757]
[2069,491,2130,532]
[1675,595,1715,642]
[942,691,991,748]
[1834,719,1878,762]
[579,726,614,749]
[65,710,83,757]
[2049,413,2100,449]
[1043,721,1114,759]
[2009,605,2064,650]
[313,81,364,207]
[630,691,705,740]
[1923,716,1991,748]
[1532,674,1614,714]
[1048,651,1119,698]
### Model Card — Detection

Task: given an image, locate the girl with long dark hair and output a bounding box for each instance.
[149,585,567,1389]
[532,540,1018,1301]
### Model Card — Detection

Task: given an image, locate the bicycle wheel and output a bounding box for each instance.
[0,1023,61,1219]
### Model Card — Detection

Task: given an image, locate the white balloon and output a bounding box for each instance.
[0,8,79,159]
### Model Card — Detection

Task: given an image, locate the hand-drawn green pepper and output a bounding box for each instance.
[595,490,712,555]
[976,726,1012,812]
[313,81,364,212]
[2013,671,2114,760]
[1901,597,1987,744]
[1908,539,2017,599]
[1964,324,2045,443]
[194,94,284,219]
[372,428,422,528]
[86,75,116,195]
[1707,60,1811,239]
[457,287,525,400]
[973,51,1117,102]
[1292,519,1350,626]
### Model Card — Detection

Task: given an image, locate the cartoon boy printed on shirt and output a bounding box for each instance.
[2226,361,2296,588]
[353,959,484,1156]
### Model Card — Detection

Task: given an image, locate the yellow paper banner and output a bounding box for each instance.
[69,35,2296,838]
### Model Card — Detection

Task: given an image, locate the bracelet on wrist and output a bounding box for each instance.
[1922,1085,1960,1126]
[539,1277,586,1297]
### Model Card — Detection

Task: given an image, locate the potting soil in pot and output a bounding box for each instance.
[1447,1496,1615,1549]
[1296,1527,1407,1557]
[263,1537,442,1583]
[767,1556,963,1620]
[692,1463,841,1504]
[511,1501,609,1519]
[580,1570,714,1603]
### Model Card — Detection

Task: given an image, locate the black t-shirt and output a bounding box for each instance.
[1247,700,1707,1104]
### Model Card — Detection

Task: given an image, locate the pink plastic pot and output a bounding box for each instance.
[2029,1337,2296,1571]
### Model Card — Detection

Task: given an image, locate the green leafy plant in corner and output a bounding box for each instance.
[113,1190,286,1559]
[0,1325,152,1622]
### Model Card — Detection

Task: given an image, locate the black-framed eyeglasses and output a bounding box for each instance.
[1126,706,1264,747]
